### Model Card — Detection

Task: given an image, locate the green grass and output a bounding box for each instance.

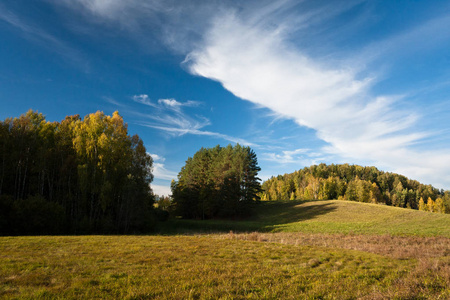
[2,201,450,299]
[161,200,450,237]
[1,235,449,299]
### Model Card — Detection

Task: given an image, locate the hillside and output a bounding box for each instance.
[163,200,450,237]
[260,163,450,214]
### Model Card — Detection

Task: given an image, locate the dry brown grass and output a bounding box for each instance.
[219,231,450,298]
[220,231,450,259]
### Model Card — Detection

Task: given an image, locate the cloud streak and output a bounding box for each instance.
[132,95,256,147]
[23,1,450,189]
[262,148,325,165]
[152,162,178,181]
[186,7,450,188]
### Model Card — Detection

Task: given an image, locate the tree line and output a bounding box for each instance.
[260,163,450,213]
[3,110,449,235]
[171,144,262,219]
[0,110,155,234]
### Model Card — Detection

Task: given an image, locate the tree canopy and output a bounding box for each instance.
[0,110,155,234]
[261,163,450,213]
[171,144,261,219]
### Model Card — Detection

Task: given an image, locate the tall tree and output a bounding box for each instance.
[172,144,261,219]
[0,110,155,234]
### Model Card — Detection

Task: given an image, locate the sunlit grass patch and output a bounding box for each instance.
[2,202,450,299]
[162,200,450,237]
[0,236,439,299]
[1,235,449,299]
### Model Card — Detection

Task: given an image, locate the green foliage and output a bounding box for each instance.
[12,195,66,235]
[172,144,261,219]
[0,110,154,234]
[261,163,450,214]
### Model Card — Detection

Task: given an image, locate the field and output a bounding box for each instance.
[1,200,450,299]
[162,200,450,236]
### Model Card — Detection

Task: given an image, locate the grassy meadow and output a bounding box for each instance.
[1,200,450,299]
[162,200,450,237]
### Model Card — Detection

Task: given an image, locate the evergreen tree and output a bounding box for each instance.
[171,144,261,219]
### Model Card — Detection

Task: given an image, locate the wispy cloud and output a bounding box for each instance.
[158,98,201,111]
[27,1,450,188]
[263,149,317,164]
[103,96,124,107]
[185,6,450,188]
[50,0,217,54]
[133,95,256,146]
[144,124,257,147]
[152,162,178,181]
[149,153,178,181]
[147,153,176,195]
[132,94,157,107]
[359,12,450,66]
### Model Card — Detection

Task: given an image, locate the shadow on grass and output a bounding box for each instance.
[155,200,337,234]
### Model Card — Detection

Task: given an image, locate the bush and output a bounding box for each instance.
[0,195,14,235]
[155,208,170,222]
[12,195,66,235]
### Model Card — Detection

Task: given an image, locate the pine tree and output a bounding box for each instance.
[171,144,261,219]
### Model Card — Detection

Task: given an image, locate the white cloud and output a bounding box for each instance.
[157,98,201,113]
[144,124,257,147]
[263,148,310,164]
[186,9,450,188]
[149,153,165,162]
[262,148,328,167]
[132,94,157,107]
[139,112,210,137]
[148,153,177,181]
[133,95,256,146]
[51,0,217,54]
[41,1,450,189]
[151,184,172,197]
[152,162,178,181]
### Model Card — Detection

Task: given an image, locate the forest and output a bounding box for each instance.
[260,163,450,213]
[171,144,261,219]
[0,110,155,234]
[2,110,450,236]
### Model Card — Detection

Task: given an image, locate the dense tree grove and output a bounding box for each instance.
[0,110,155,234]
[261,163,450,213]
[171,144,261,219]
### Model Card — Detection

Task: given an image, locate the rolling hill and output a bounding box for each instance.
[163,199,450,237]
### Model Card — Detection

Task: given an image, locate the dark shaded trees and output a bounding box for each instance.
[0,110,155,235]
[171,144,261,219]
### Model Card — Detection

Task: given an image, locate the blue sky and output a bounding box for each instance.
[1,0,450,195]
